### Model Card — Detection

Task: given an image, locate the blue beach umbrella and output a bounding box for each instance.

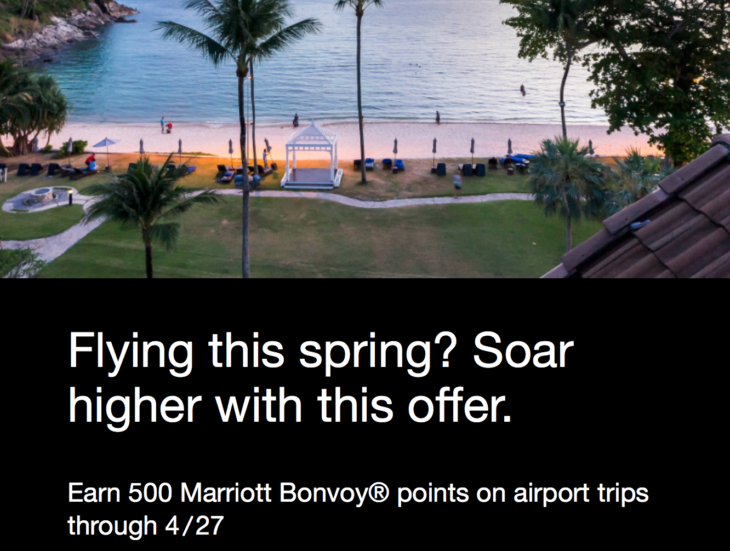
[229,139,234,166]
[508,138,513,156]
[66,137,73,163]
[393,138,398,166]
[93,137,120,170]
[470,138,475,165]
[432,138,437,167]
[32,137,39,152]
[588,140,595,155]
[178,139,182,164]
[140,139,144,155]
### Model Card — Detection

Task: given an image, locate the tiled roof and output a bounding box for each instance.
[543,134,730,278]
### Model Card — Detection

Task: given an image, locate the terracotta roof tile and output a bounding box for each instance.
[579,236,664,278]
[561,227,620,273]
[659,145,729,195]
[543,135,730,278]
[691,250,730,278]
[603,187,670,235]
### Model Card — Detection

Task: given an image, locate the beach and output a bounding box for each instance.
[36,122,660,161]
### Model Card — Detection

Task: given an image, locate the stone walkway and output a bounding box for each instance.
[2,190,533,266]
[248,190,534,209]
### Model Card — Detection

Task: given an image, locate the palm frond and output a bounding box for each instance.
[255,18,323,58]
[155,21,231,66]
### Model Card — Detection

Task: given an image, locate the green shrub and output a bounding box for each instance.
[53,139,88,158]
[0,248,47,278]
[42,144,53,153]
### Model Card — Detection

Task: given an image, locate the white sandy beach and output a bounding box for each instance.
[10,121,661,160]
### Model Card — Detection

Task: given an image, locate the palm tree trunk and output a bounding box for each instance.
[559,46,573,140]
[251,62,258,177]
[145,242,153,279]
[566,217,572,253]
[238,72,251,279]
[356,14,367,184]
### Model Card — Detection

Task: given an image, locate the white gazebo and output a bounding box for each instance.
[281,121,343,190]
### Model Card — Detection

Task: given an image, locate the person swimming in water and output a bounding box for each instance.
[520,85,526,96]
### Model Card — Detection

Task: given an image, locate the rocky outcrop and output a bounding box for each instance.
[0,2,139,63]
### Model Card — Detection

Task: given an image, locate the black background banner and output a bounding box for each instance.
[7,280,724,547]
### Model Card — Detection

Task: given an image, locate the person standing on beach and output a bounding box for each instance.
[520,85,526,96]
[293,114,299,128]
[436,111,441,124]
[160,116,165,133]
[453,174,461,199]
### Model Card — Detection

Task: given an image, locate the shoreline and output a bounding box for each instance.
[11,121,661,160]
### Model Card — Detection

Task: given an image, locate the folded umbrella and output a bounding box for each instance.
[140,139,144,155]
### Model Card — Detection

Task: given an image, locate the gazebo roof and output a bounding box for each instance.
[287,121,337,147]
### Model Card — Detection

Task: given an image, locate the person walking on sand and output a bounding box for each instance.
[436,111,441,124]
[293,113,299,128]
[520,85,526,96]
[160,116,165,133]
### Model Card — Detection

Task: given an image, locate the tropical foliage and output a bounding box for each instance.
[156,0,321,278]
[334,0,384,183]
[0,248,47,278]
[501,0,730,165]
[0,60,68,156]
[530,136,607,252]
[603,149,673,215]
[501,0,598,139]
[83,154,220,279]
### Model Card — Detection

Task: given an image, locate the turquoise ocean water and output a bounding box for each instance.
[43,0,606,125]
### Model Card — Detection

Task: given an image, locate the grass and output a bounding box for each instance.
[39,197,602,278]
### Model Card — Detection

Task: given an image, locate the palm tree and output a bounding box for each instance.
[530,136,606,252]
[83,155,220,279]
[156,0,321,278]
[334,0,384,184]
[0,60,33,157]
[604,148,673,215]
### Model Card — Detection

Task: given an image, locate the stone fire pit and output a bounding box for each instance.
[29,188,55,205]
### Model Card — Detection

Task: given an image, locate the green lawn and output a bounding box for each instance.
[0,204,85,241]
[40,197,601,278]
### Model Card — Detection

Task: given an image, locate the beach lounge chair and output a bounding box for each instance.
[234,174,245,186]
[382,158,393,169]
[460,163,473,177]
[217,164,233,173]
[30,163,47,176]
[220,171,234,184]
[354,159,362,169]
[475,163,486,177]
[365,158,375,171]
[167,164,177,171]
[514,154,535,161]
[17,163,30,177]
[488,158,498,170]
[47,163,60,177]
[185,166,197,176]
[437,163,447,176]
[394,159,405,171]
[70,168,98,181]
